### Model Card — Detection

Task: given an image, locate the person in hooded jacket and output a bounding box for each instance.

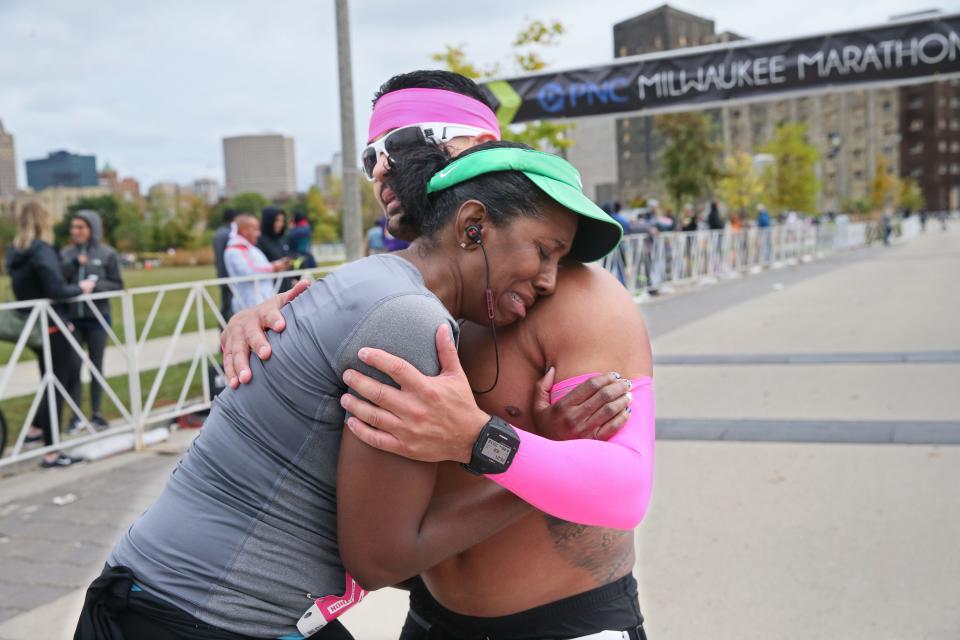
[258,207,292,292]
[6,202,95,467]
[61,210,124,431]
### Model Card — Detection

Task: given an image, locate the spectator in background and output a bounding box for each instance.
[381,216,410,252]
[707,201,725,230]
[757,204,771,228]
[6,202,95,467]
[259,207,293,292]
[287,211,317,268]
[608,202,631,234]
[225,214,289,313]
[364,221,385,256]
[61,210,124,432]
[681,204,699,232]
[213,209,238,321]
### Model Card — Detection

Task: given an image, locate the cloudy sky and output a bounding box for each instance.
[0,0,938,191]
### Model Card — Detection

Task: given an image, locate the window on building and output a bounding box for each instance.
[952,164,960,175]
[951,142,960,153]
[854,171,864,180]
[939,164,947,175]
[623,150,632,160]
[910,142,924,155]
[912,168,923,177]
[909,119,924,131]
[623,132,631,143]
[952,119,960,131]
[678,35,688,47]
[952,97,960,109]
[907,96,923,109]
[882,100,892,111]
[940,140,948,152]
[619,46,628,57]
[939,119,947,130]
[654,36,663,49]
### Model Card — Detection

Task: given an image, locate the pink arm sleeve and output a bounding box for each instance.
[487,374,655,530]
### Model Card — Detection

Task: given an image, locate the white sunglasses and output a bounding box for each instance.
[361,122,492,180]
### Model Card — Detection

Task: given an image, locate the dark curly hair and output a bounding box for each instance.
[386,140,553,240]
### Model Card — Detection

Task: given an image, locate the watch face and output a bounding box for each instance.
[480,438,512,465]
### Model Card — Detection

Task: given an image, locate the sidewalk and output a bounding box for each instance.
[0,224,957,639]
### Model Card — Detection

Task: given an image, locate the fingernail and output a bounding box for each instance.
[625,379,633,389]
[340,395,349,408]
[611,371,621,379]
[358,348,369,360]
[258,346,269,358]
[625,406,632,416]
[343,371,353,384]
[625,392,633,404]
[229,377,238,387]
[273,322,284,331]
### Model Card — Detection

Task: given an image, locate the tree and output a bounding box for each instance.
[716,152,764,217]
[281,186,343,244]
[54,195,141,247]
[432,19,573,152]
[870,154,898,212]
[896,177,925,212]
[654,112,721,209]
[208,192,269,230]
[761,123,819,213]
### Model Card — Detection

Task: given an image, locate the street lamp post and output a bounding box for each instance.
[335,0,363,262]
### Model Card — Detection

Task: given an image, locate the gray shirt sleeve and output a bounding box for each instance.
[335,293,458,393]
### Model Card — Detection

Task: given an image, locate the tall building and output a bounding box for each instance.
[0,120,16,197]
[315,163,332,192]
[98,164,141,202]
[223,134,296,199]
[26,150,98,191]
[191,178,220,205]
[564,117,619,204]
[614,5,720,203]
[899,79,960,211]
[613,5,899,210]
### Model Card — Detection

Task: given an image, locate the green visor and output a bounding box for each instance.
[426,148,622,263]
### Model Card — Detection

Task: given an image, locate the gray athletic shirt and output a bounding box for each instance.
[109,254,457,638]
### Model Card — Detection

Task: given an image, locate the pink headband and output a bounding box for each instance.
[367,87,501,143]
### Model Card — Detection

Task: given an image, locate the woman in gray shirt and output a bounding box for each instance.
[80,142,621,639]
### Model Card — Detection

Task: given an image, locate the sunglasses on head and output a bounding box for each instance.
[361,122,491,180]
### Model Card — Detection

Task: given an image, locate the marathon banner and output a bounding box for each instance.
[484,13,960,124]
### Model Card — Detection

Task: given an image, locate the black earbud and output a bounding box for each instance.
[465,224,482,245]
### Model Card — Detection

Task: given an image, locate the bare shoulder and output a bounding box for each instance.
[527,263,652,378]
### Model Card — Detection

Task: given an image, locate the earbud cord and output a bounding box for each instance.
[471,241,500,395]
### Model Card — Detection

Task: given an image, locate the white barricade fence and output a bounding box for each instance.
[0,217,905,467]
[0,266,333,467]
[605,220,885,296]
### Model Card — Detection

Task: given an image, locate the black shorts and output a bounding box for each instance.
[398,574,646,640]
[74,565,353,640]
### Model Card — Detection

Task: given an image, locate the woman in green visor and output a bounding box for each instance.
[78,141,623,639]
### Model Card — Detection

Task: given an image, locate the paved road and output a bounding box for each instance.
[0,224,957,639]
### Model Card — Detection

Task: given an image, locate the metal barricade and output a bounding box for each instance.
[0,266,332,468]
[610,220,885,297]
[0,218,903,467]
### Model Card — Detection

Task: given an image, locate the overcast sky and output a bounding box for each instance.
[0,0,941,191]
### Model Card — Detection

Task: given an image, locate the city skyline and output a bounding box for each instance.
[0,0,941,192]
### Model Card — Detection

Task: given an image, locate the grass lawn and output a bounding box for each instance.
[0,359,206,456]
